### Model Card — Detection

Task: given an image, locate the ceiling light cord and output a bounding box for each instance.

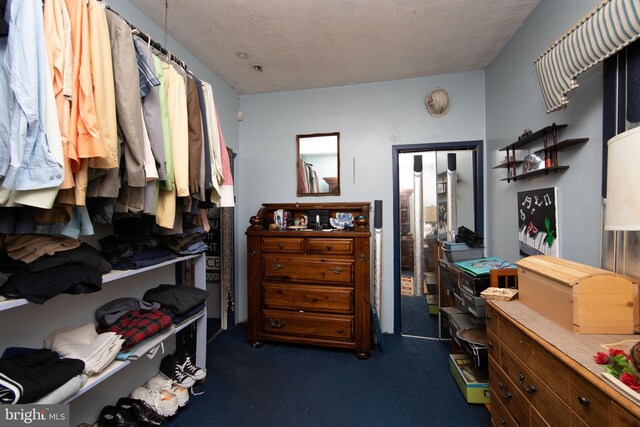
[164,0,168,48]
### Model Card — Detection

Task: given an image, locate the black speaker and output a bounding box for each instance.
[447,153,456,171]
[413,155,422,172]
[374,200,382,229]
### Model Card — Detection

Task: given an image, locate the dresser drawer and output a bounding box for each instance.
[500,345,570,426]
[263,254,353,284]
[610,401,640,426]
[531,407,551,427]
[570,372,609,427]
[499,316,570,403]
[262,309,354,341]
[486,303,499,336]
[489,358,530,427]
[262,237,305,253]
[490,385,520,427]
[306,238,353,255]
[263,282,353,314]
[487,329,499,365]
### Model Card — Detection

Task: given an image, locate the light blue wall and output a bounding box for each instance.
[237,72,486,331]
[485,0,602,266]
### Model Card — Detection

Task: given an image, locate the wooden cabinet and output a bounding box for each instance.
[246,202,372,359]
[494,123,588,182]
[487,301,640,426]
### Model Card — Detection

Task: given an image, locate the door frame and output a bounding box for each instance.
[392,141,484,334]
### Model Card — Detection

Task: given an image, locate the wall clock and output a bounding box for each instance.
[426,87,449,118]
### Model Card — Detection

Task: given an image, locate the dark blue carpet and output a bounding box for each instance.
[401,295,439,337]
[166,323,490,426]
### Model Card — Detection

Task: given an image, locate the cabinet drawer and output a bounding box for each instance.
[487,329,499,364]
[530,406,551,427]
[489,358,530,427]
[485,303,499,336]
[610,401,640,426]
[490,385,520,427]
[262,309,353,341]
[263,255,353,284]
[570,372,609,427]
[262,237,305,253]
[500,345,570,426]
[263,282,353,314]
[499,316,570,403]
[306,238,353,255]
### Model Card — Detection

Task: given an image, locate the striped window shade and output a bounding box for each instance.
[534,0,640,113]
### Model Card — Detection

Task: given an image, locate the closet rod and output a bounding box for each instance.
[101,2,187,70]
[131,28,187,71]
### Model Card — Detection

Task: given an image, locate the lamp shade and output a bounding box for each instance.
[605,126,640,230]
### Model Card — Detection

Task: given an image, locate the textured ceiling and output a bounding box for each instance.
[130,0,542,95]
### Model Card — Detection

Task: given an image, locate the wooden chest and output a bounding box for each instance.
[246,202,371,359]
[516,255,638,334]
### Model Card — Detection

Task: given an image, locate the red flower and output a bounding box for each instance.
[609,348,629,359]
[594,352,610,365]
[620,372,640,391]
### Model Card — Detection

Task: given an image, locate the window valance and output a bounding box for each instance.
[534,0,640,113]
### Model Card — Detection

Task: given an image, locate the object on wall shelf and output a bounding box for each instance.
[495,123,588,183]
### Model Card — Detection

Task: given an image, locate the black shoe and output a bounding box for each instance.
[160,354,195,388]
[117,397,166,427]
[174,348,206,381]
[97,405,137,427]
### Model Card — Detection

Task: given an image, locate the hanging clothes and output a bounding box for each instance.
[0,0,64,191]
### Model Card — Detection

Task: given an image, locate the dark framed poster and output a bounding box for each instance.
[517,187,558,257]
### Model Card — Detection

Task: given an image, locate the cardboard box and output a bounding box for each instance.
[401,276,413,296]
[517,255,639,334]
[449,354,490,404]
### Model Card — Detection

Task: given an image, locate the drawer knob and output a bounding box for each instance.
[268,318,285,329]
[486,314,492,320]
[498,381,512,400]
[327,244,333,250]
[499,418,506,427]
[329,267,344,274]
[578,396,590,406]
[487,342,494,348]
[250,250,256,257]
[518,372,537,394]
[279,243,285,249]
[271,263,284,271]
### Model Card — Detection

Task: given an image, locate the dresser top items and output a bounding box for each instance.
[246,202,371,235]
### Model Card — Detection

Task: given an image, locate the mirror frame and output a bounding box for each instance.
[296,132,341,197]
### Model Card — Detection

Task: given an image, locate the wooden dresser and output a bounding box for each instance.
[246,202,372,359]
[486,300,640,426]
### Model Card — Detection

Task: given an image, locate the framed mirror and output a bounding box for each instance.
[297,132,340,196]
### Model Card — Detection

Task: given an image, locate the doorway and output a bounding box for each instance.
[392,141,484,337]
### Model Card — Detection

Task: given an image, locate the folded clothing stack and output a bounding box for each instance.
[44,323,124,376]
[0,348,84,404]
[143,284,209,323]
[95,298,173,351]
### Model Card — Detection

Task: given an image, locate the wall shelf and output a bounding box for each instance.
[495,124,588,183]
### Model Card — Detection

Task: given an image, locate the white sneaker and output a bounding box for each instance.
[130,386,178,417]
[146,373,189,407]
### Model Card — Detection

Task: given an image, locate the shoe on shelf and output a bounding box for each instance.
[130,386,178,418]
[174,348,206,381]
[159,354,195,388]
[146,373,189,407]
[116,397,166,427]
[97,405,137,427]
